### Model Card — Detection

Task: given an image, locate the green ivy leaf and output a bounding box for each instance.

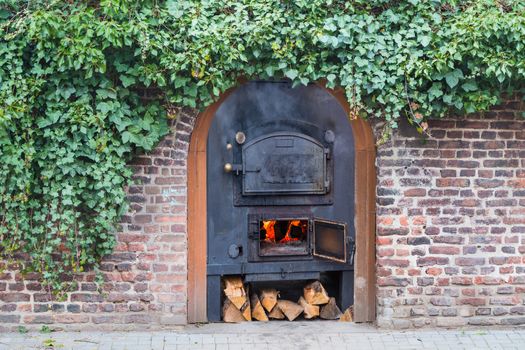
[120,75,135,88]
[420,36,431,47]
[96,102,111,114]
[444,69,464,89]
[284,69,298,80]
[461,81,478,92]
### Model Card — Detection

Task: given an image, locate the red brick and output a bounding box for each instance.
[0,293,30,302]
[490,296,521,305]
[509,179,525,188]
[404,188,426,197]
[54,314,90,323]
[472,276,503,285]
[452,277,473,285]
[459,298,486,306]
[417,257,449,266]
[377,277,411,287]
[455,257,485,266]
[377,248,395,257]
[436,178,470,187]
[377,268,392,277]
[376,237,392,245]
[377,227,410,236]
[155,274,186,283]
[378,258,410,267]
[425,268,442,276]
[23,315,54,324]
[429,246,461,255]
[408,269,421,276]
[436,278,449,286]
[430,297,452,306]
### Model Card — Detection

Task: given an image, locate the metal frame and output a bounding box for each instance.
[247,214,313,262]
[257,217,311,257]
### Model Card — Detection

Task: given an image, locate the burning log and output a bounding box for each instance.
[320,297,342,320]
[250,294,268,322]
[303,281,330,305]
[339,306,353,322]
[223,276,247,309]
[277,300,304,321]
[222,299,245,323]
[268,304,285,319]
[260,288,279,312]
[298,296,319,319]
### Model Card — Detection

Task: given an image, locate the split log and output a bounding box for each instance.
[222,299,245,323]
[240,299,252,321]
[250,294,268,322]
[223,276,247,309]
[320,297,342,320]
[303,281,330,305]
[260,288,279,312]
[298,296,319,319]
[339,306,353,322]
[240,285,251,321]
[277,300,303,321]
[268,305,285,319]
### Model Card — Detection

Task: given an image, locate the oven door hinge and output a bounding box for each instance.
[324,148,331,191]
[324,147,331,160]
[248,217,260,240]
[347,236,356,265]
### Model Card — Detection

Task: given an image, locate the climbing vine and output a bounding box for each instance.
[1,0,524,292]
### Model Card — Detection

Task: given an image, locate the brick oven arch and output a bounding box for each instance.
[187,83,376,323]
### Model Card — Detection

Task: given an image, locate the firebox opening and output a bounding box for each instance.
[259,219,309,256]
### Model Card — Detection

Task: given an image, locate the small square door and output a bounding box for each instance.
[312,219,347,263]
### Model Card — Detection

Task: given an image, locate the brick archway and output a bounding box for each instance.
[187,83,376,323]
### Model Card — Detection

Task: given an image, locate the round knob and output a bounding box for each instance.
[224,163,233,173]
[226,143,233,150]
[325,130,335,143]
[235,131,246,145]
[228,244,241,258]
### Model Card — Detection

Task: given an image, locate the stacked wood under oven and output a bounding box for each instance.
[221,277,353,322]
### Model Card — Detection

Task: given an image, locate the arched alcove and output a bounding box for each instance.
[187,82,376,323]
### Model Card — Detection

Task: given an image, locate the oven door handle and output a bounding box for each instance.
[223,163,242,175]
[224,163,261,175]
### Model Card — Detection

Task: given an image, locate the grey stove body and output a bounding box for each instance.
[206,82,356,321]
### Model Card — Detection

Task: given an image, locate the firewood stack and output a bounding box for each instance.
[221,277,353,322]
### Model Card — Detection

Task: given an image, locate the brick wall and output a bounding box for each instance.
[375,98,525,328]
[0,109,198,331]
[1,96,524,330]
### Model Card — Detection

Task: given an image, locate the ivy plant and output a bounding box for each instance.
[1,0,524,292]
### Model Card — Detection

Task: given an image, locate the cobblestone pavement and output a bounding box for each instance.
[1,322,525,350]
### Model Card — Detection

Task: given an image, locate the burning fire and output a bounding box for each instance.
[281,220,302,243]
[261,220,306,243]
[262,220,276,242]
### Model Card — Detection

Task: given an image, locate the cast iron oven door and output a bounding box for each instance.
[242,132,329,195]
[313,219,348,263]
[249,215,349,264]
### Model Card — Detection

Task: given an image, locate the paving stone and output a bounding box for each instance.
[0,323,524,350]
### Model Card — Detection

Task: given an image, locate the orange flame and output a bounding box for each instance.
[262,220,307,243]
[262,220,276,242]
[279,220,302,243]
